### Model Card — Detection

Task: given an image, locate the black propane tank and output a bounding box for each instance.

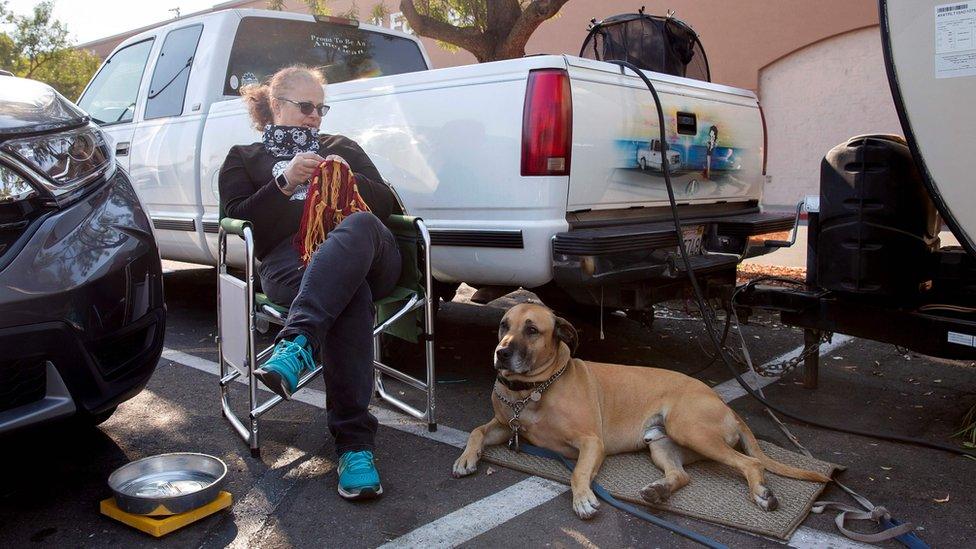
[816,134,940,298]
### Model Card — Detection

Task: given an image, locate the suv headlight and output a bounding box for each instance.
[1,123,115,200]
[0,163,37,203]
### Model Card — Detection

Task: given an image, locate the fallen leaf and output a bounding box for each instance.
[933,494,950,503]
[486,466,495,476]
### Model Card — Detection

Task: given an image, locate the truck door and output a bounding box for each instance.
[77,38,155,172]
[127,24,206,263]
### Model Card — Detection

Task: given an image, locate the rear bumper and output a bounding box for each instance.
[550,210,794,308]
[553,210,794,286]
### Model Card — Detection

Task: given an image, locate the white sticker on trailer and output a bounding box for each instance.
[948,331,976,347]
[935,2,976,78]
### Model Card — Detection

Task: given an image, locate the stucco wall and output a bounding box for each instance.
[759,26,903,208]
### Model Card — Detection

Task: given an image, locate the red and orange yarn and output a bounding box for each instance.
[294,156,371,264]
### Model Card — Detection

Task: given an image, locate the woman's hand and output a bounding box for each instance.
[281,152,326,194]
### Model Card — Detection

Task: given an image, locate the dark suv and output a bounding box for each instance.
[0,76,164,432]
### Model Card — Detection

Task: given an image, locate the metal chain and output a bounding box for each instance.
[753,330,833,377]
[495,363,568,451]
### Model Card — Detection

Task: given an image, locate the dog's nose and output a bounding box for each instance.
[496,347,513,361]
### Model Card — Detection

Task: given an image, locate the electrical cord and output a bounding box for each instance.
[609,59,976,459]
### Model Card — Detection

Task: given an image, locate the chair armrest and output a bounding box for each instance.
[384,214,421,237]
[220,218,251,236]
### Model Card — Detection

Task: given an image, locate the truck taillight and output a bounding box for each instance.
[521,69,572,176]
[758,103,768,176]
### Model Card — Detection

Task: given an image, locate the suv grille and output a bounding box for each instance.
[0,194,50,268]
[0,358,46,413]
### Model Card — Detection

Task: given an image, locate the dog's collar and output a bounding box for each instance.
[495,375,547,392]
[494,363,568,452]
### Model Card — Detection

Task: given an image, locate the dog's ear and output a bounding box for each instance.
[553,315,579,354]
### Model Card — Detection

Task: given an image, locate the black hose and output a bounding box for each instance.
[609,59,976,459]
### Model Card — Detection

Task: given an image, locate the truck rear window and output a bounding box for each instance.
[223,17,427,95]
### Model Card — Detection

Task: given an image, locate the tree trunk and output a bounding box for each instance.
[399,0,570,63]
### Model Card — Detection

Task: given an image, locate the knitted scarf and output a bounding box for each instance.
[293,156,371,264]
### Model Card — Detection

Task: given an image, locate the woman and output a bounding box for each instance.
[219,65,400,500]
[704,124,718,179]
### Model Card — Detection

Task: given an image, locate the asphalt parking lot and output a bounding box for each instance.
[1,259,974,548]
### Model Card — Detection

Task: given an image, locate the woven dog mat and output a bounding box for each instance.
[483,440,839,540]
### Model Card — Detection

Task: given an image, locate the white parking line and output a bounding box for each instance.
[160,348,465,446]
[711,335,853,402]
[378,477,568,548]
[161,347,860,548]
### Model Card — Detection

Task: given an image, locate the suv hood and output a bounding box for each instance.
[0,76,88,138]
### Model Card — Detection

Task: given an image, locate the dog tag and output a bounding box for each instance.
[530,390,542,402]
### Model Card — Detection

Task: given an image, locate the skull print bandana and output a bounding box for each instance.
[262,124,321,158]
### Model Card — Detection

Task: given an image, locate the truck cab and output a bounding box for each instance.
[76,9,429,265]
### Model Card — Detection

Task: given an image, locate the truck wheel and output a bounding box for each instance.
[639,157,647,171]
[532,284,603,322]
[634,308,655,330]
[433,280,460,305]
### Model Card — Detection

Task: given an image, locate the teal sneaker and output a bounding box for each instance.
[254,335,315,399]
[337,450,383,500]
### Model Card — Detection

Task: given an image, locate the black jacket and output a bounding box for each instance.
[218,134,399,260]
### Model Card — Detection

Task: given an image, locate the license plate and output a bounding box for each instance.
[681,225,704,255]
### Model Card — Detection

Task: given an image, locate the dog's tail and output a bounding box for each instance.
[734,413,832,483]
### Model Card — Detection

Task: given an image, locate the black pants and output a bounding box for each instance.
[259,212,401,454]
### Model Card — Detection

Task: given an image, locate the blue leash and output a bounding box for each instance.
[518,442,728,549]
[883,517,928,549]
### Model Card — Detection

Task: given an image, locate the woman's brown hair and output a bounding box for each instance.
[239,65,327,132]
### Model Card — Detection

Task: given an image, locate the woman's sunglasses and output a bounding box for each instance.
[275,97,330,117]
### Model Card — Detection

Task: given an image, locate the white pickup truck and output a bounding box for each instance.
[637,139,681,172]
[78,8,792,312]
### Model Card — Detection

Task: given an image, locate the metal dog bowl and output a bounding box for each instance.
[108,453,227,516]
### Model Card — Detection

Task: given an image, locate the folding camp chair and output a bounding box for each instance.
[216,194,436,457]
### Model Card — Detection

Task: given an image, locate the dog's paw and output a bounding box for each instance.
[639,481,671,504]
[753,485,779,512]
[452,454,478,478]
[572,489,601,520]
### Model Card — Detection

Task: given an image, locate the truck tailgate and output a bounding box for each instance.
[565,57,764,212]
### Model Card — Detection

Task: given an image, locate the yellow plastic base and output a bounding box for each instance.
[99,491,232,538]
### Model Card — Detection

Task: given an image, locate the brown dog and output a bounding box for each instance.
[453,303,831,519]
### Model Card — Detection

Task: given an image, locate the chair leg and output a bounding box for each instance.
[248,320,261,458]
[373,334,383,398]
[423,299,436,430]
